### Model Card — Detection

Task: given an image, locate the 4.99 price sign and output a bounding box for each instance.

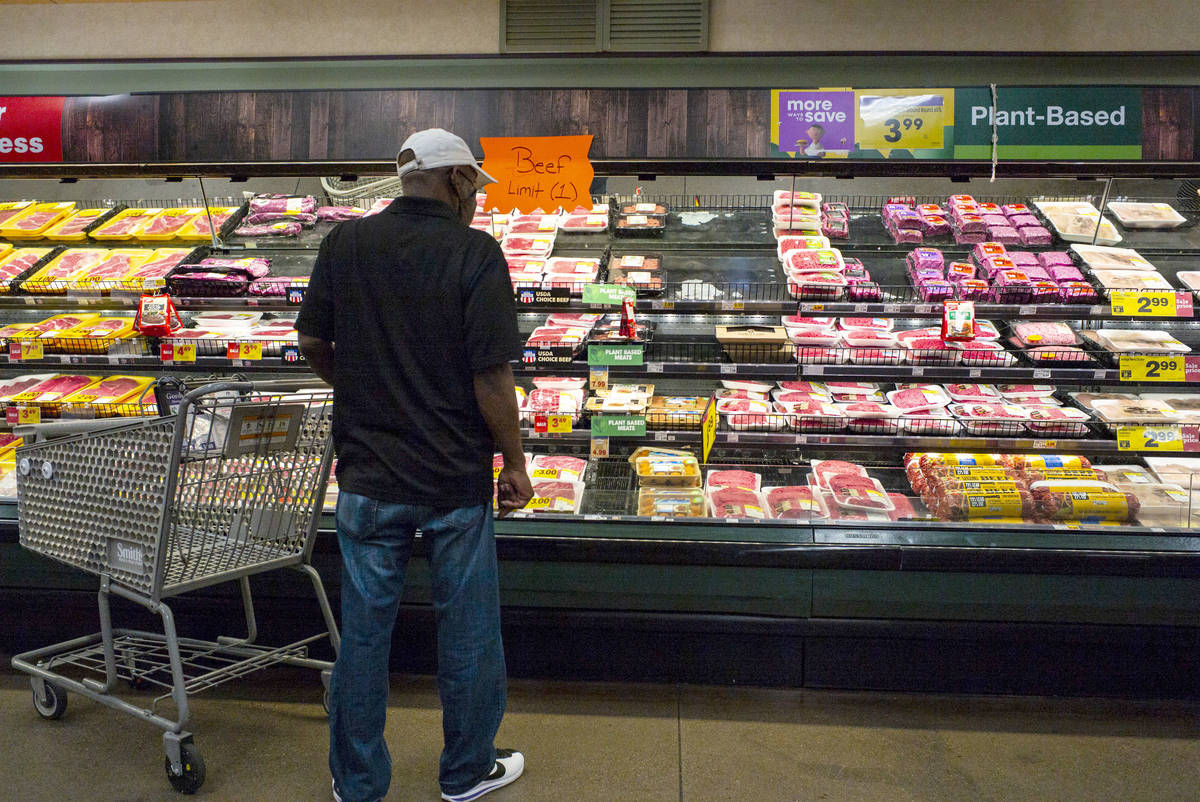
[0,97,65,162]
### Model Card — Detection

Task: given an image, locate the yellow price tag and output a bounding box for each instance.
[1118,355,1186,382]
[238,342,264,361]
[524,497,553,510]
[856,91,947,151]
[531,467,561,480]
[1110,290,1179,317]
[546,413,573,434]
[21,342,44,361]
[15,406,40,425]
[1117,425,1184,451]
[701,397,718,464]
[174,342,197,363]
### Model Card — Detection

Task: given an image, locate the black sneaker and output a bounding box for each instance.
[441,749,525,802]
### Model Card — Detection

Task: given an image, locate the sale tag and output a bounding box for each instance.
[173,342,197,363]
[1119,355,1186,382]
[1110,290,1193,318]
[1117,425,1184,452]
[480,135,595,214]
[856,90,948,151]
[10,341,45,361]
[6,405,40,425]
[701,396,718,464]
[237,342,263,361]
[546,413,573,434]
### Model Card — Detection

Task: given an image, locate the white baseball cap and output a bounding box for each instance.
[396,128,496,190]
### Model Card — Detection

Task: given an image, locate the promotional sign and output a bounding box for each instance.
[587,344,644,366]
[480,135,594,214]
[1116,424,1200,452]
[0,97,64,163]
[1118,354,1200,382]
[701,396,718,464]
[590,415,647,437]
[1109,290,1193,318]
[775,89,856,158]
[954,86,1142,160]
[771,87,954,159]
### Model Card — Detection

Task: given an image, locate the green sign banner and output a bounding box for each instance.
[582,284,636,306]
[954,86,1142,160]
[587,344,644,366]
[590,415,647,437]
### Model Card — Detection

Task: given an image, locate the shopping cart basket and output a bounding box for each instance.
[11,379,340,794]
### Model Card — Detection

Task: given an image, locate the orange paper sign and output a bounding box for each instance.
[480,135,594,214]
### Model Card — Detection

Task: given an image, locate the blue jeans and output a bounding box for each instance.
[329,491,507,801]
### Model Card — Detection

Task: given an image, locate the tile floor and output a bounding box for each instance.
[2,668,1198,801]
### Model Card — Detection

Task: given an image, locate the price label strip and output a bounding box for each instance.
[857,92,947,151]
[1110,290,1194,318]
[1118,355,1200,383]
[9,341,44,361]
[1117,424,1200,452]
[6,405,40,425]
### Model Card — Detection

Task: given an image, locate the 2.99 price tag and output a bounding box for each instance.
[1119,355,1187,382]
[1110,290,1193,318]
[1117,425,1184,452]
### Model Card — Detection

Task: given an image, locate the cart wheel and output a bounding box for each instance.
[165,743,205,795]
[31,680,67,720]
[322,688,331,715]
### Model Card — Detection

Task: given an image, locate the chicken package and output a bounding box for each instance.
[706,469,762,492]
[524,481,584,514]
[708,486,768,519]
[1071,244,1155,272]
[1036,202,1122,245]
[765,486,830,520]
[1089,398,1179,425]
[1106,202,1188,229]
[529,455,588,482]
[1094,329,1190,354]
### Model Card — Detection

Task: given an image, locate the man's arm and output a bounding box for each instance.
[473,361,532,516]
[299,334,335,385]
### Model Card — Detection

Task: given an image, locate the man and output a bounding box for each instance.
[297,127,533,802]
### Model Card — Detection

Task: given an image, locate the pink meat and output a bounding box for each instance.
[0,252,46,280]
[140,213,193,236]
[87,377,141,398]
[531,481,578,508]
[531,455,587,476]
[707,470,761,491]
[0,207,30,227]
[844,402,890,416]
[709,487,765,518]
[127,251,190,280]
[778,381,824,393]
[828,475,891,510]
[78,319,129,336]
[890,388,940,411]
[97,216,146,236]
[32,316,91,333]
[51,214,100,236]
[317,206,366,222]
[814,460,868,488]
[0,376,49,397]
[186,210,234,235]
[782,316,833,328]
[766,486,826,520]
[504,237,538,250]
[82,253,139,280]
[26,375,95,400]
[775,391,826,405]
[888,494,918,521]
[526,389,575,412]
[9,210,60,231]
[718,400,760,413]
[46,251,104,279]
[1013,321,1076,347]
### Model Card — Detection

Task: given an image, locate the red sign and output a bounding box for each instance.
[0,97,66,163]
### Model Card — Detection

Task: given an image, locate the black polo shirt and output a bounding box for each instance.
[296,196,521,508]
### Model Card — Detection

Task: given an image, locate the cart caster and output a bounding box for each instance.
[322,688,331,715]
[31,679,67,720]
[165,742,205,794]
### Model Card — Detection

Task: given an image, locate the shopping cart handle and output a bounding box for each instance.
[15,418,147,443]
[183,378,331,403]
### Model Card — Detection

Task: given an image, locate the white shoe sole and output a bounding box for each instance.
[441,753,525,802]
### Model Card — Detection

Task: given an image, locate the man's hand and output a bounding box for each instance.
[496,464,534,518]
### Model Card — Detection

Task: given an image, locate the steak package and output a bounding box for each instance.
[167,257,271,297]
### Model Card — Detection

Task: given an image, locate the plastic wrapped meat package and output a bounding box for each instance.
[1106,202,1187,229]
[1034,202,1123,245]
[0,201,33,227]
[1011,321,1078,348]
[1025,406,1091,436]
[948,403,1030,435]
[501,233,555,257]
[1089,398,1180,427]
[90,208,162,240]
[523,481,585,514]
[234,221,302,238]
[0,248,54,292]
[1091,329,1190,354]
[136,207,203,240]
[1091,270,1173,292]
[120,248,195,291]
[0,202,76,238]
[707,486,769,519]
[11,374,102,405]
[1071,244,1156,272]
[528,454,588,483]
[887,385,951,413]
[765,486,830,520]
[777,401,846,432]
[71,250,153,291]
[20,248,109,294]
[558,213,608,233]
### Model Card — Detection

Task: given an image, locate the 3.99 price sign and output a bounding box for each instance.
[857,92,947,151]
[0,97,65,162]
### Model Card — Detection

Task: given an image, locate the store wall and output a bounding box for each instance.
[4,0,1200,60]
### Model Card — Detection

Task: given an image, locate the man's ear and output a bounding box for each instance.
[451,167,475,197]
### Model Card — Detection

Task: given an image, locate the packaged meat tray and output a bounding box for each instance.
[777,236,830,259]
[136,207,204,240]
[0,201,33,228]
[0,247,54,292]
[1092,328,1189,354]
[935,489,1034,521]
[507,215,560,234]
[1026,406,1091,436]
[233,221,303,238]
[615,214,666,235]
[773,190,821,209]
[71,249,153,291]
[999,384,1055,399]
[89,208,162,240]
[838,317,893,333]
[12,374,102,405]
[646,396,706,430]
[837,401,900,419]
[1070,244,1156,272]
[846,344,905,366]
[1012,321,1078,348]
[716,388,769,401]
[1124,483,1192,528]
[1090,270,1173,292]
[60,375,156,410]
[178,207,238,241]
[827,474,894,512]
[1089,398,1179,425]
[716,325,792,364]
[786,326,840,347]
[765,486,830,520]
[118,248,193,291]
[906,248,945,273]
[523,481,584,514]
[500,233,555,256]
[46,317,139,354]
[21,248,108,294]
[0,373,57,403]
[248,276,309,297]
[1090,464,1156,488]
[707,486,768,519]
[721,379,775,393]
[784,248,844,274]
[1026,345,1093,363]
[1032,488,1139,523]
[317,206,367,222]
[1105,202,1188,229]
[950,341,1018,367]
[0,202,76,239]
[810,459,868,489]
[715,398,772,416]
[558,213,608,233]
[777,401,845,432]
[637,487,706,517]
[43,208,112,242]
[166,257,272,297]
[529,455,587,482]
[622,202,670,216]
[706,469,762,492]
[1143,457,1200,487]
[1057,281,1100,304]
[945,383,1003,402]
[782,315,834,330]
[610,254,662,274]
[1034,202,1122,245]
[1018,226,1053,246]
[920,216,952,237]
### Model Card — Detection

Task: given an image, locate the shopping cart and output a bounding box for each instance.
[11,379,340,794]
